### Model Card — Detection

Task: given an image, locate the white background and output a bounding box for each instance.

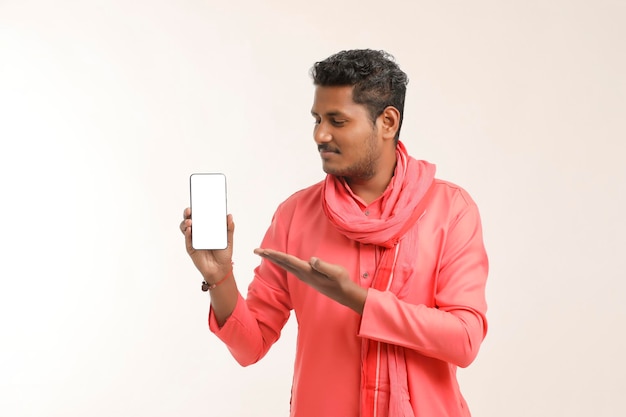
[1,1,624,416]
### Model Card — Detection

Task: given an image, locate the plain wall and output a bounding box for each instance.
[1,0,624,416]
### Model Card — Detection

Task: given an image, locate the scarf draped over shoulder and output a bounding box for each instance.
[321,141,436,417]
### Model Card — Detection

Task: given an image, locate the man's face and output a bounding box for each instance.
[310,86,383,180]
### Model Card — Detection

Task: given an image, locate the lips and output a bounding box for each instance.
[318,145,339,154]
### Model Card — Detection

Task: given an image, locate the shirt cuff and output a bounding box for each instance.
[208,292,244,335]
[358,288,390,340]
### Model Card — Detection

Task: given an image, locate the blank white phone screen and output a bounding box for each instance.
[190,173,227,250]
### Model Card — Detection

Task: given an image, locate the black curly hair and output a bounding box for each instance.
[310,49,409,142]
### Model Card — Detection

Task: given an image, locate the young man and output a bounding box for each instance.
[180,49,488,417]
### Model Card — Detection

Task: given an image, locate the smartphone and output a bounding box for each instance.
[189,173,228,250]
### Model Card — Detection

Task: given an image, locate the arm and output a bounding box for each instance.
[208,267,292,366]
[358,202,488,367]
[181,209,238,326]
[180,206,294,366]
[253,249,368,314]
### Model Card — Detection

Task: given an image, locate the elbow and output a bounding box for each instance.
[235,358,257,368]
[228,343,268,367]
[231,350,263,367]
[454,316,487,368]
[455,344,480,368]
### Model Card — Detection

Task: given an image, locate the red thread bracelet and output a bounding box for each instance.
[201,262,234,292]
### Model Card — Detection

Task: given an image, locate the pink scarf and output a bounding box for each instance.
[322,141,436,417]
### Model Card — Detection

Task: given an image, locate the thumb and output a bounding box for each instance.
[309,257,342,278]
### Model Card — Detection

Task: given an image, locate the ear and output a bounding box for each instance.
[378,106,401,142]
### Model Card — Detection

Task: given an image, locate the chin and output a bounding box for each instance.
[321,164,340,176]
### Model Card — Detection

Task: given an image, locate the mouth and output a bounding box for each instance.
[318,145,339,155]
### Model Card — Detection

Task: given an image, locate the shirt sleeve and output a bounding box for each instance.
[208,205,294,367]
[358,197,488,368]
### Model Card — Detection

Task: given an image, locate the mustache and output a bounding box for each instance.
[318,144,339,153]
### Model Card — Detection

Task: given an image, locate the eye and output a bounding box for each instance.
[331,119,346,127]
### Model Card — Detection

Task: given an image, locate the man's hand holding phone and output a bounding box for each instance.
[181,173,233,286]
[180,208,234,284]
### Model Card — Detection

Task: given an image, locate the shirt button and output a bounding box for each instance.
[364,210,370,216]
[362,272,369,279]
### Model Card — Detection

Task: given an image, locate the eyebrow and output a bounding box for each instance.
[310,110,346,118]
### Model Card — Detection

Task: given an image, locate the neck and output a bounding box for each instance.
[345,158,397,205]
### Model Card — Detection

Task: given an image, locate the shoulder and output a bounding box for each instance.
[431,178,479,209]
[426,178,483,227]
[264,180,326,238]
[273,180,325,217]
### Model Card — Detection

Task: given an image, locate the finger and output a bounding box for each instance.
[263,256,295,272]
[184,224,194,253]
[183,207,191,219]
[255,249,310,272]
[309,257,343,278]
[180,218,191,234]
[226,214,235,249]
[263,257,304,277]
[254,248,296,264]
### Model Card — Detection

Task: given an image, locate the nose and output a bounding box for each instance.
[314,122,332,145]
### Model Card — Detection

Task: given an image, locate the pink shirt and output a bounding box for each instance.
[209,179,488,417]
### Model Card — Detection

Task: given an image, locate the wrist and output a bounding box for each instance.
[339,279,367,315]
[201,262,234,291]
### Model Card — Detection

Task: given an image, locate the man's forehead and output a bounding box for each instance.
[311,85,357,113]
